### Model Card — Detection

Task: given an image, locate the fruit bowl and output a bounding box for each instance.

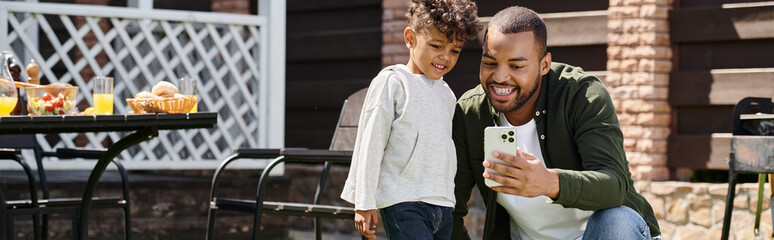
[126,95,197,114]
[26,86,78,116]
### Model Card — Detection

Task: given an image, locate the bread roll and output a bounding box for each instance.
[135,91,160,99]
[151,81,178,97]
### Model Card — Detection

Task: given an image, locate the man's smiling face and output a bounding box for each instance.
[480,29,550,113]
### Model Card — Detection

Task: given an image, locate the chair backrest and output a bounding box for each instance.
[329,88,368,151]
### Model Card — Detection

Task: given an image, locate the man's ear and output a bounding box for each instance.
[540,52,552,75]
[404,27,415,48]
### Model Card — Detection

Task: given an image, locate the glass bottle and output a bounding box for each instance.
[9,58,23,115]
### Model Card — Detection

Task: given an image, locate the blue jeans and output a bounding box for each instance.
[583,206,652,240]
[379,202,453,240]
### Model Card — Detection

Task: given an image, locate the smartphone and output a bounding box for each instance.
[483,126,518,187]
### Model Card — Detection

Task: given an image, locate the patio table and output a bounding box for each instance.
[0,112,217,240]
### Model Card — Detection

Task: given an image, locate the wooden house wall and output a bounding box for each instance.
[284,1,610,148]
[668,0,774,169]
[284,0,383,148]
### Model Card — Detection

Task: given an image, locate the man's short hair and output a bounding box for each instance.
[406,0,482,41]
[488,6,547,57]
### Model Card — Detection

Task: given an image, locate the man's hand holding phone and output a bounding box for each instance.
[483,126,519,187]
[483,149,560,199]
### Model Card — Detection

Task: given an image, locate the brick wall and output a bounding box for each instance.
[382,0,410,67]
[211,0,250,14]
[607,0,672,180]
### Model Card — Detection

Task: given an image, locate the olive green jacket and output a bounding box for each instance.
[451,62,660,239]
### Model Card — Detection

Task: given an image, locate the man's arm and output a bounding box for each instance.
[451,104,474,240]
[482,76,631,210]
[551,76,631,210]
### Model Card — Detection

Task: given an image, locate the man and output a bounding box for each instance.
[451,6,661,240]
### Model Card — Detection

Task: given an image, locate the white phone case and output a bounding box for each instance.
[483,126,518,187]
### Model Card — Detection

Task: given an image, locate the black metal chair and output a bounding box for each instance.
[206,88,368,240]
[1,147,41,240]
[0,135,131,240]
[721,97,774,240]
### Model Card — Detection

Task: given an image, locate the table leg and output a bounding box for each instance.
[76,127,157,240]
[1,187,9,240]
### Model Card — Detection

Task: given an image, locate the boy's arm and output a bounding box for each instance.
[451,104,473,240]
[350,72,399,210]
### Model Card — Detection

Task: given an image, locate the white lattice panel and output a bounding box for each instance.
[0,2,276,169]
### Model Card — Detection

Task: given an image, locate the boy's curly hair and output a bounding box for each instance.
[406,0,482,41]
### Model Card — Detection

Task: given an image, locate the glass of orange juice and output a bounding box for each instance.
[92,76,113,115]
[0,51,18,116]
[179,77,197,113]
[0,96,17,116]
[0,82,18,116]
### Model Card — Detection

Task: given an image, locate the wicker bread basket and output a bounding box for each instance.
[126,95,197,114]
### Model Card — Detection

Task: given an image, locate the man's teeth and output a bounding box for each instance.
[433,63,446,69]
[493,86,513,95]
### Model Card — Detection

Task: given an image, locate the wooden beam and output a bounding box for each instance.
[288,8,382,33]
[668,133,731,170]
[287,0,381,12]
[670,68,774,106]
[586,71,608,83]
[676,40,774,70]
[671,5,774,43]
[477,10,608,47]
[286,30,381,61]
[543,11,608,47]
[285,80,370,109]
[476,0,609,16]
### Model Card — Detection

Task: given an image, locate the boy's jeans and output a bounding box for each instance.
[379,202,453,240]
[583,206,653,240]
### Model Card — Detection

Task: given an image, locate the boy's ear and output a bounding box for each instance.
[404,27,415,48]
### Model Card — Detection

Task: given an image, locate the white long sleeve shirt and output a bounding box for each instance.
[341,64,457,210]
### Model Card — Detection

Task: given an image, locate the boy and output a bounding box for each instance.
[340,0,481,239]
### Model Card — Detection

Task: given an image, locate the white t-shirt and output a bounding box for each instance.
[497,113,593,240]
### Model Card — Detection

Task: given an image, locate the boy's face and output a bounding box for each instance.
[404,27,464,80]
[480,28,551,113]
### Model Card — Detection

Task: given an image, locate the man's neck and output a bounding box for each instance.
[503,104,536,126]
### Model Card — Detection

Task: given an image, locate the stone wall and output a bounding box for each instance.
[638,181,771,240]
